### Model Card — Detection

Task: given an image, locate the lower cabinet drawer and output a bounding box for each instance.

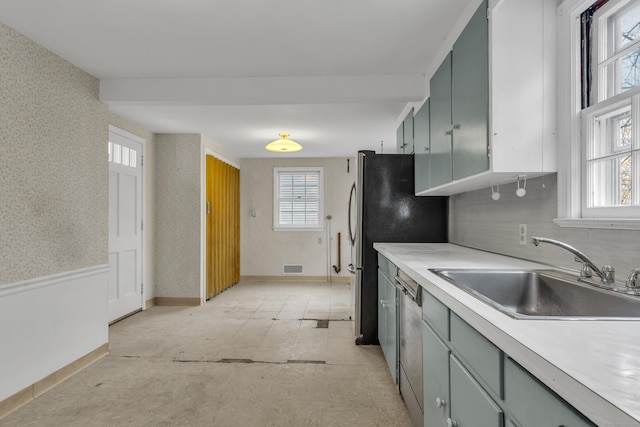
[450,312,503,399]
[377,253,396,281]
[422,288,449,340]
[505,358,595,427]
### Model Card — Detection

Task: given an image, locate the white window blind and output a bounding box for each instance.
[273,167,324,230]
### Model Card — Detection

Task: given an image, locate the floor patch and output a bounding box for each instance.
[316,319,329,328]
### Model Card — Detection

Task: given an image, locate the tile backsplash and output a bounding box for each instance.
[448,174,640,279]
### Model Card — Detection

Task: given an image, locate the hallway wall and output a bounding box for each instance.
[240,157,355,280]
[155,134,202,300]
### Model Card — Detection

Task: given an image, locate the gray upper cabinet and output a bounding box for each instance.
[429,52,453,188]
[403,109,414,154]
[397,108,414,154]
[416,0,556,196]
[452,0,489,180]
[396,124,404,154]
[414,100,430,193]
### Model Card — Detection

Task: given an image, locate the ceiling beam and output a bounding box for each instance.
[100,74,426,106]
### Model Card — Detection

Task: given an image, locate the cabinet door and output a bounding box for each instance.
[403,109,414,154]
[378,270,398,383]
[385,278,398,383]
[423,320,450,427]
[414,100,430,193]
[450,355,504,427]
[429,52,453,187]
[505,358,595,427]
[377,269,386,352]
[451,0,489,180]
[396,124,404,153]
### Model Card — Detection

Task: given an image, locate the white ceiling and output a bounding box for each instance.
[0,0,475,158]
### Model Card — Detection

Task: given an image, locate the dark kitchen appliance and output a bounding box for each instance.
[352,150,447,345]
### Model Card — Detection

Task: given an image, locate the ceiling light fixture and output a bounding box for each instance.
[266,133,302,153]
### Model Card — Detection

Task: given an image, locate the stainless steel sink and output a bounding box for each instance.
[430,269,640,320]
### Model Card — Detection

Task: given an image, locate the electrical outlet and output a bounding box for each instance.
[519,224,527,246]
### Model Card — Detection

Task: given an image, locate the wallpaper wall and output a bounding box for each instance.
[449,174,640,276]
[240,157,355,279]
[154,134,202,298]
[0,23,109,285]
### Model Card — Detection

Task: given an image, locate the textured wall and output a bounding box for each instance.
[107,113,157,300]
[155,134,201,298]
[449,174,640,277]
[240,157,356,278]
[0,23,109,285]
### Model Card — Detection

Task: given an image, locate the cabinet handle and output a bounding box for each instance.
[424,147,429,152]
[446,418,457,427]
[435,397,446,408]
[453,124,461,130]
[444,130,453,136]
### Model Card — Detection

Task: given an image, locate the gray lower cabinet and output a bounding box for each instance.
[422,319,503,427]
[422,320,450,426]
[378,255,398,384]
[421,287,596,427]
[450,355,504,427]
[505,358,595,427]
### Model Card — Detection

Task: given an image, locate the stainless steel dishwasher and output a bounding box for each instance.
[396,269,423,427]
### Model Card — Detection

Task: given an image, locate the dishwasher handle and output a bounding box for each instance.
[395,275,422,307]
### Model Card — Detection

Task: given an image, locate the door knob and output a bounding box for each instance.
[446,418,457,427]
[435,397,446,408]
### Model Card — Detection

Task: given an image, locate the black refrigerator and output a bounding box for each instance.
[353,150,447,345]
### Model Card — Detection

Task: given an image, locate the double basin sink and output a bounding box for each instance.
[430,269,640,320]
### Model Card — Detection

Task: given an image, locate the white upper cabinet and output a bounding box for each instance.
[416,0,557,196]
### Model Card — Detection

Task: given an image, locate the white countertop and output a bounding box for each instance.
[374,243,640,427]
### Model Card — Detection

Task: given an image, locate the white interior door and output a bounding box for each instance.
[108,129,143,322]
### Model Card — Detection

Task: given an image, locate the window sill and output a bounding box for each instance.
[553,218,640,230]
[273,227,325,232]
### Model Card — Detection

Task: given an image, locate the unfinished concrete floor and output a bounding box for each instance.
[1,281,412,426]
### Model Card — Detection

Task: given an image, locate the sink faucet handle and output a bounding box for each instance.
[626,268,640,288]
[574,257,592,278]
[601,265,615,283]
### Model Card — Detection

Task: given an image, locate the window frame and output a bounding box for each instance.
[555,0,640,230]
[272,167,324,232]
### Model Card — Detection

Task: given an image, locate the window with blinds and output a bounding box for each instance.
[273,167,324,230]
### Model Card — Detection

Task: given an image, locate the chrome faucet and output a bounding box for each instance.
[626,268,640,289]
[531,237,615,285]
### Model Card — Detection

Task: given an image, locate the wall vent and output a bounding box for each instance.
[283,264,304,274]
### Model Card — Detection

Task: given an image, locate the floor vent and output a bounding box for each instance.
[283,264,303,274]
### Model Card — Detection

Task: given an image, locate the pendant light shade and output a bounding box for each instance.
[266,133,302,153]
